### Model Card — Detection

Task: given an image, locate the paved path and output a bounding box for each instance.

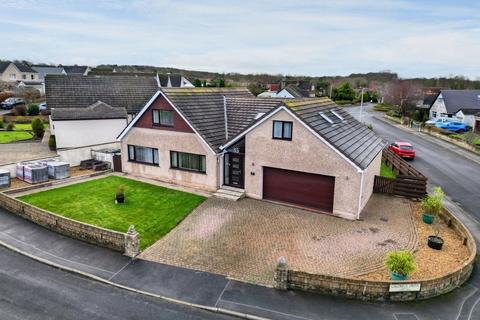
[0,140,56,165]
[141,195,416,286]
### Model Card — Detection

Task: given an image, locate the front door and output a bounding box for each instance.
[227,153,244,188]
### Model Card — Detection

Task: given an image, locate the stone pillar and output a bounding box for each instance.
[124,225,140,258]
[275,256,289,290]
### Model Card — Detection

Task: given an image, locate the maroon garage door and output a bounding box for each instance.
[263,167,335,212]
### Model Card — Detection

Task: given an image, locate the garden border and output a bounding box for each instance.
[275,206,476,302]
[0,191,139,258]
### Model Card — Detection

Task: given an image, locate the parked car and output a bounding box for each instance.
[425,118,455,126]
[435,121,469,133]
[39,102,47,111]
[388,141,416,160]
[1,97,25,110]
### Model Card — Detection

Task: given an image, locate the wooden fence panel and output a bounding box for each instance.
[374,148,427,199]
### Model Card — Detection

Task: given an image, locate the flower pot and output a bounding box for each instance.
[390,272,408,281]
[116,194,125,204]
[422,213,434,224]
[427,236,444,250]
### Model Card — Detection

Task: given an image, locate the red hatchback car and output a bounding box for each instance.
[388,142,416,160]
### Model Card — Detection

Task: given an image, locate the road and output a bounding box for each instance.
[0,245,233,320]
[348,103,480,221]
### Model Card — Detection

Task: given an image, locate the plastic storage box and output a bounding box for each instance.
[0,169,10,188]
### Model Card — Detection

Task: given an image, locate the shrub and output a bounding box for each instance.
[116,185,125,196]
[385,250,416,276]
[6,123,15,131]
[412,110,423,122]
[13,105,27,116]
[462,131,478,145]
[27,103,40,116]
[48,134,56,150]
[0,119,3,129]
[373,103,392,112]
[31,118,45,138]
[366,123,373,130]
[421,187,444,216]
[15,116,30,124]
[386,109,401,118]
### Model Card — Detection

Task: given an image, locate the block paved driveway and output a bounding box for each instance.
[141,194,416,286]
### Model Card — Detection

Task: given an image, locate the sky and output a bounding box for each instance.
[1,0,479,79]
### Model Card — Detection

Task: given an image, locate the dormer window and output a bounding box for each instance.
[273,120,292,140]
[152,110,174,127]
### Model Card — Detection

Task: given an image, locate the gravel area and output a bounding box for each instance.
[359,202,470,281]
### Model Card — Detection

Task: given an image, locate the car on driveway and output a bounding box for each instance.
[425,118,455,126]
[1,97,25,110]
[39,102,47,111]
[388,141,416,160]
[435,121,469,133]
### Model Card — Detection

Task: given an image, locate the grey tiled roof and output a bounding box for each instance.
[45,75,159,113]
[63,66,89,74]
[439,90,480,113]
[158,74,188,87]
[13,62,37,73]
[0,61,37,74]
[284,99,385,169]
[161,88,254,151]
[32,66,65,80]
[282,84,311,98]
[225,98,283,138]
[51,101,127,120]
[159,88,384,168]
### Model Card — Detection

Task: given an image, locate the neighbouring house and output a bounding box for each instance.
[117,88,384,220]
[16,80,45,95]
[62,65,91,75]
[32,66,66,80]
[0,61,38,82]
[46,74,159,164]
[258,84,315,99]
[429,90,480,126]
[50,101,128,164]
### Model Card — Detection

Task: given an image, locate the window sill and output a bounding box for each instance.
[272,137,292,141]
[128,160,159,167]
[170,167,206,175]
[152,123,174,128]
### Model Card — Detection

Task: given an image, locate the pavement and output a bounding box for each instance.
[0,105,480,319]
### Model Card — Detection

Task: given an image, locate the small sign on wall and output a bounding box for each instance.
[389,283,421,292]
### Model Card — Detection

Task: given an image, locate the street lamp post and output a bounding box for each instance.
[359,88,365,123]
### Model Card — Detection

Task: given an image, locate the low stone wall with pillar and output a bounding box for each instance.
[0,192,140,257]
[274,207,476,302]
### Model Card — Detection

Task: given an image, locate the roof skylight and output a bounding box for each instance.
[254,112,265,120]
[319,112,334,124]
[331,109,344,121]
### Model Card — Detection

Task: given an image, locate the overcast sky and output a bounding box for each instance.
[1,0,479,79]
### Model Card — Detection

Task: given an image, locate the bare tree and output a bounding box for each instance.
[383,80,422,116]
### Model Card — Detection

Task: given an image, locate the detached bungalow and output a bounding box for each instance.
[118,88,384,220]
[429,90,480,128]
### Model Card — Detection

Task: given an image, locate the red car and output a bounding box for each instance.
[388,141,416,159]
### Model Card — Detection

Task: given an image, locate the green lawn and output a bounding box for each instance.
[12,123,49,131]
[380,162,396,179]
[19,176,206,249]
[0,131,33,143]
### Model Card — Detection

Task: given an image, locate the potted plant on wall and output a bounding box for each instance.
[421,187,444,224]
[115,185,125,204]
[385,250,416,281]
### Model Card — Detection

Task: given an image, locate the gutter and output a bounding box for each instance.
[356,169,365,220]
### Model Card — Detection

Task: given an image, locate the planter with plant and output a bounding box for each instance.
[385,250,416,280]
[421,187,444,224]
[115,185,125,204]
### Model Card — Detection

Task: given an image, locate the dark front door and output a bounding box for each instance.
[112,154,122,172]
[227,153,244,188]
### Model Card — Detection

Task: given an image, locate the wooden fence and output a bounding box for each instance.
[373,148,427,199]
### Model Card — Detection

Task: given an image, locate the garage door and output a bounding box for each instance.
[263,167,335,212]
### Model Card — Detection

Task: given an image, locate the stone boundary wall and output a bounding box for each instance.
[275,207,476,302]
[0,192,139,257]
